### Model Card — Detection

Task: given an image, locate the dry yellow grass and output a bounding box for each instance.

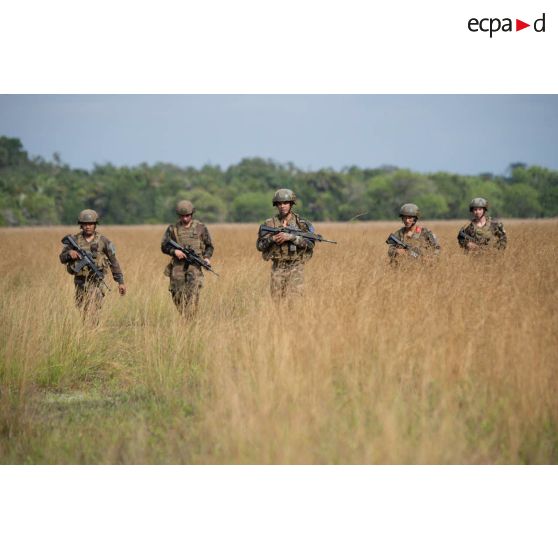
[0,220,557,463]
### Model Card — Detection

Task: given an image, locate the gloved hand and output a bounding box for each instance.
[273,232,296,245]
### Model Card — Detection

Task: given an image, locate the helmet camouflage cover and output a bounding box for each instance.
[176,200,195,215]
[272,189,296,205]
[78,209,99,223]
[469,197,488,210]
[399,203,420,218]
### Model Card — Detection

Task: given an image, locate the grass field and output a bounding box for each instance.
[0,220,557,463]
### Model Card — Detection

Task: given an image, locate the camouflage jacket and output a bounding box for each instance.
[457,217,507,251]
[59,231,124,284]
[256,212,315,262]
[388,226,440,259]
[161,220,214,261]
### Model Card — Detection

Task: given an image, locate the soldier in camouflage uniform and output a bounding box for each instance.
[256,189,315,299]
[457,197,507,253]
[59,209,126,322]
[161,200,214,316]
[388,203,440,262]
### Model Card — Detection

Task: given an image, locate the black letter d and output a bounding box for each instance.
[534,13,545,32]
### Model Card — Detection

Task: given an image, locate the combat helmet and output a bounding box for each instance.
[78,209,99,223]
[176,200,195,215]
[469,197,488,211]
[272,189,296,206]
[399,203,420,218]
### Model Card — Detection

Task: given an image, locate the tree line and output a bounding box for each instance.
[1,136,557,226]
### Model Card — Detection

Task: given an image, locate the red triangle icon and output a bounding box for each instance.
[516,19,530,31]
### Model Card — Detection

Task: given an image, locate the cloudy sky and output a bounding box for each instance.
[1,94,557,175]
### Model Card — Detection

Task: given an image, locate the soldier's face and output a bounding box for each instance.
[276,201,292,217]
[472,207,485,220]
[180,213,193,225]
[80,222,96,235]
[402,215,416,229]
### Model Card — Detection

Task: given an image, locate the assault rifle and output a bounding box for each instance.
[385,234,420,258]
[458,229,487,247]
[164,239,219,277]
[258,225,337,244]
[61,235,111,291]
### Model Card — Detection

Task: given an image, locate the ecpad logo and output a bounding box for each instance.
[468,13,546,37]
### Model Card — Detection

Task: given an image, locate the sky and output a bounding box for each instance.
[1,94,557,176]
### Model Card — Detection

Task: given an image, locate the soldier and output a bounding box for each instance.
[457,197,507,252]
[59,209,126,322]
[161,200,214,316]
[387,203,440,262]
[256,188,315,299]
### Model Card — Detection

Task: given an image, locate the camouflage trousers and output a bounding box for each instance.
[74,279,105,325]
[169,264,204,316]
[270,260,305,299]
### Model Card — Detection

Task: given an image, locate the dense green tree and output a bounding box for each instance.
[365,175,399,219]
[0,137,556,226]
[0,136,28,168]
[231,192,270,222]
[429,172,470,218]
[510,165,558,218]
[502,183,543,217]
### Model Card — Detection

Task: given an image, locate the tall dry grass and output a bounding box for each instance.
[0,220,557,463]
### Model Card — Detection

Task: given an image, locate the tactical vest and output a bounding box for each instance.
[173,220,205,256]
[395,226,430,252]
[465,218,499,244]
[71,232,109,278]
[265,213,312,262]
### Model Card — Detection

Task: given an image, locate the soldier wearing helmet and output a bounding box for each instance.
[387,203,440,262]
[161,199,214,316]
[256,188,315,298]
[457,197,507,252]
[59,209,126,322]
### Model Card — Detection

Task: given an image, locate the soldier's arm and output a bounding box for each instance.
[494,222,507,250]
[102,237,124,284]
[256,224,275,252]
[161,225,176,256]
[291,235,314,249]
[425,230,441,255]
[293,220,315,250]
[201,226,214,259]
[387,244,399,258]
[387,231,404,258]
[59,234,80,263]
[457,227,467,249]
[59,244,73,263]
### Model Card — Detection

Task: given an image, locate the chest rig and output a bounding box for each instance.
[267,213,309,262]
[398,227,424,249]
[467,219,496,243]
[173,220,205,256]
[73,232,108,277]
